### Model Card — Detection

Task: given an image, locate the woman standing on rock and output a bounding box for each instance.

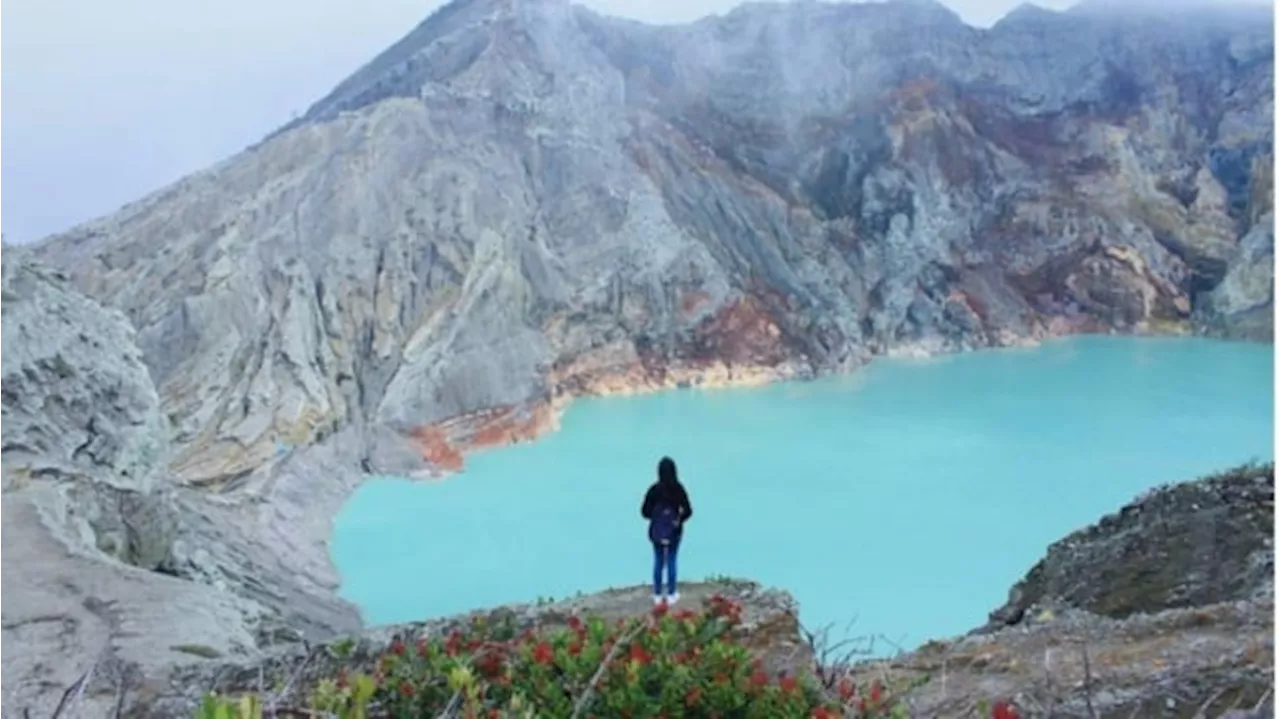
[642,456,694,606]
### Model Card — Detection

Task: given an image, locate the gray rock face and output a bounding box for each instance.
[987,463,1275,628]
[856,463,1275,718]
[0,255,358,718]
[1,254,175,570]
[25,0,1273,488]
[1,254,255,717]
[1,256,168,496]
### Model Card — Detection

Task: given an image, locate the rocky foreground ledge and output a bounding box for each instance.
[849,463,1275,718]
[121,464,1273,718]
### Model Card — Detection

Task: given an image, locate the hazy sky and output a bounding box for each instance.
[0,0,1264,243]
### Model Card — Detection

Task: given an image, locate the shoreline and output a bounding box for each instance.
[389,320,1261,481]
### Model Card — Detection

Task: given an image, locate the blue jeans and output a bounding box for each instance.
[652,540,679,596]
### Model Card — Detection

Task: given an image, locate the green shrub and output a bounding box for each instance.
[197,594,925,718]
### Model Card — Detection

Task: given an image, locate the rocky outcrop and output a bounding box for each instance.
[986,463,1275,627]
[847,464,1276,718]
[129,580,808,717]
[1,254,250,717]
[0,255,361,718]
[1,254,172,563]
[0,259,161,454]
[24,0,1274,489]
[1198,212,1275,341]
[1196,153,1274,341]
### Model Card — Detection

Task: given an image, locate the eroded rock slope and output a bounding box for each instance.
[1,254,360,718]
[25,0,1275,487]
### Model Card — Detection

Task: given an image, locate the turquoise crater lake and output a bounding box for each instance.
[332,336,1274,651]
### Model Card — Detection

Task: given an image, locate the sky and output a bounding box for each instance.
[0,0,1269,243]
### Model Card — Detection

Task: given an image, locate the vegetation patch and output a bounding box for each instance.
[197,594,1023,717]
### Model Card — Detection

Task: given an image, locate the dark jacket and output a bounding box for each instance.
[641,479,693,543]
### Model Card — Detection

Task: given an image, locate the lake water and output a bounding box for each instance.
[332,336,1274,652]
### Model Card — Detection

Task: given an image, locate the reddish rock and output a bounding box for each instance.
[406,425,463,472]
[691,296,789,367]
[404,403,559,473]
[680,290,712,317]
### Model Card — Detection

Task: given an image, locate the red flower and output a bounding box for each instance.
[488,710,501,719]
[992,701,1020,719]
[780,675,798,694]
[397,680,414,698]
[476,650,505,678]
[567,616,583,632]
[749,669,769,688]
[568,642,583,657]
[811,708,837,719]
[417,638,431,658]
[870,680,883,704]
[389,639,406,656]
[707,595,743,625]
[834,675,855,701]
[533,640,554,665]
[628,642,652,665]
[445,631,463,657]
[652,602,670,619]
[685,687,703,707]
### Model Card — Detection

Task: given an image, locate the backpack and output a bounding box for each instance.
[650,503,679,545]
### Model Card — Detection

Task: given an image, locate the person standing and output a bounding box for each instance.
[641,456,694,606]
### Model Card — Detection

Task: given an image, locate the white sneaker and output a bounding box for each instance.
[653,595,665,606]
[668,592,680,605]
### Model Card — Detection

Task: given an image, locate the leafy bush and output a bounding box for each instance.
[198,594,1022,718]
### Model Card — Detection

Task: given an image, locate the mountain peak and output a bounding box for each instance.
[283,0,575,129]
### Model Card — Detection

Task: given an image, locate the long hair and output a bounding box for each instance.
[657,456,678,487]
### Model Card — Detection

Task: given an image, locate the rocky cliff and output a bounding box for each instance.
[853,463,1275,718]
[1,254,360,718]
[23,0,1274,489]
